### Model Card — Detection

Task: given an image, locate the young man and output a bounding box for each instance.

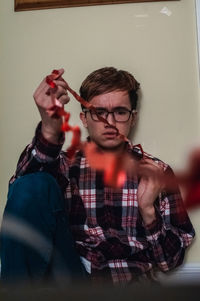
[0,67,195,285]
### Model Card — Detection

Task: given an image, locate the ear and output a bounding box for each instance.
[80,112,88,128]
[130,111,137,127]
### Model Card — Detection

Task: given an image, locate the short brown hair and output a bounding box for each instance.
[79,67,140,110]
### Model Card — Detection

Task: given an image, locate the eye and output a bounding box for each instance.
[96,109,107,116]
[115,109,128,115]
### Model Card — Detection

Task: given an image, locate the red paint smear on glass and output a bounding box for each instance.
[83,142,136,188]
[46,76,56,89]
[180,149,200,210]
[184,185,200,210]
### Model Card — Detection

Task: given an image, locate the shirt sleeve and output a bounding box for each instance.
[10,122,69,193]
[143,166,195,272]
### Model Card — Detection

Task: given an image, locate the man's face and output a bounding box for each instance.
[80,90,136,152]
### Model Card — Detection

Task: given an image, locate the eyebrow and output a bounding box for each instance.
[94,106,130,110]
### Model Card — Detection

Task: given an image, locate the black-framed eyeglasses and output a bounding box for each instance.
[83,107,135,123]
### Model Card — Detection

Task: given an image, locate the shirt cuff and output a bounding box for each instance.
[33,122,65,159]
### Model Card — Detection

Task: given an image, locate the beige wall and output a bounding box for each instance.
[0,0,200,263]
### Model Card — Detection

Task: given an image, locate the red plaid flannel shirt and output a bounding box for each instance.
[10,123,195,284]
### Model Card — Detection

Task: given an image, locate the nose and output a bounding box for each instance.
[106,112,116,126]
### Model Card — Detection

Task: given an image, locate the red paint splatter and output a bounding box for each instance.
[180,149,200,210]
[46,76,56,89]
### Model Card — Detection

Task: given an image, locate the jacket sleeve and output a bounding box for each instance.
[10,122,69,194]
[144,166,195,272]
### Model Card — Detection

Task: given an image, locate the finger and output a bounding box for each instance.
[51,68,65,79]
[34,83,53,106]
[35,68,64,95]
[44,81,67,97]
[42,69,65,93]
[55,86,68,98]
[139,162,162,172]
[46,79,68,96]
[140,159,164,171]
[138,164,163,179]
[58,94,70,105]
[34,78,50,98]
[54,79,68,90]
[141,158,162,165]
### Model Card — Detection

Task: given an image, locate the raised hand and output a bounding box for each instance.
[33,68,70,143]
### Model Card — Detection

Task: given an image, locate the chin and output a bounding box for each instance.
[97,140,124,151]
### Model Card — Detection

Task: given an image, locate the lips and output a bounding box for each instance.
[103,131,118,138]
